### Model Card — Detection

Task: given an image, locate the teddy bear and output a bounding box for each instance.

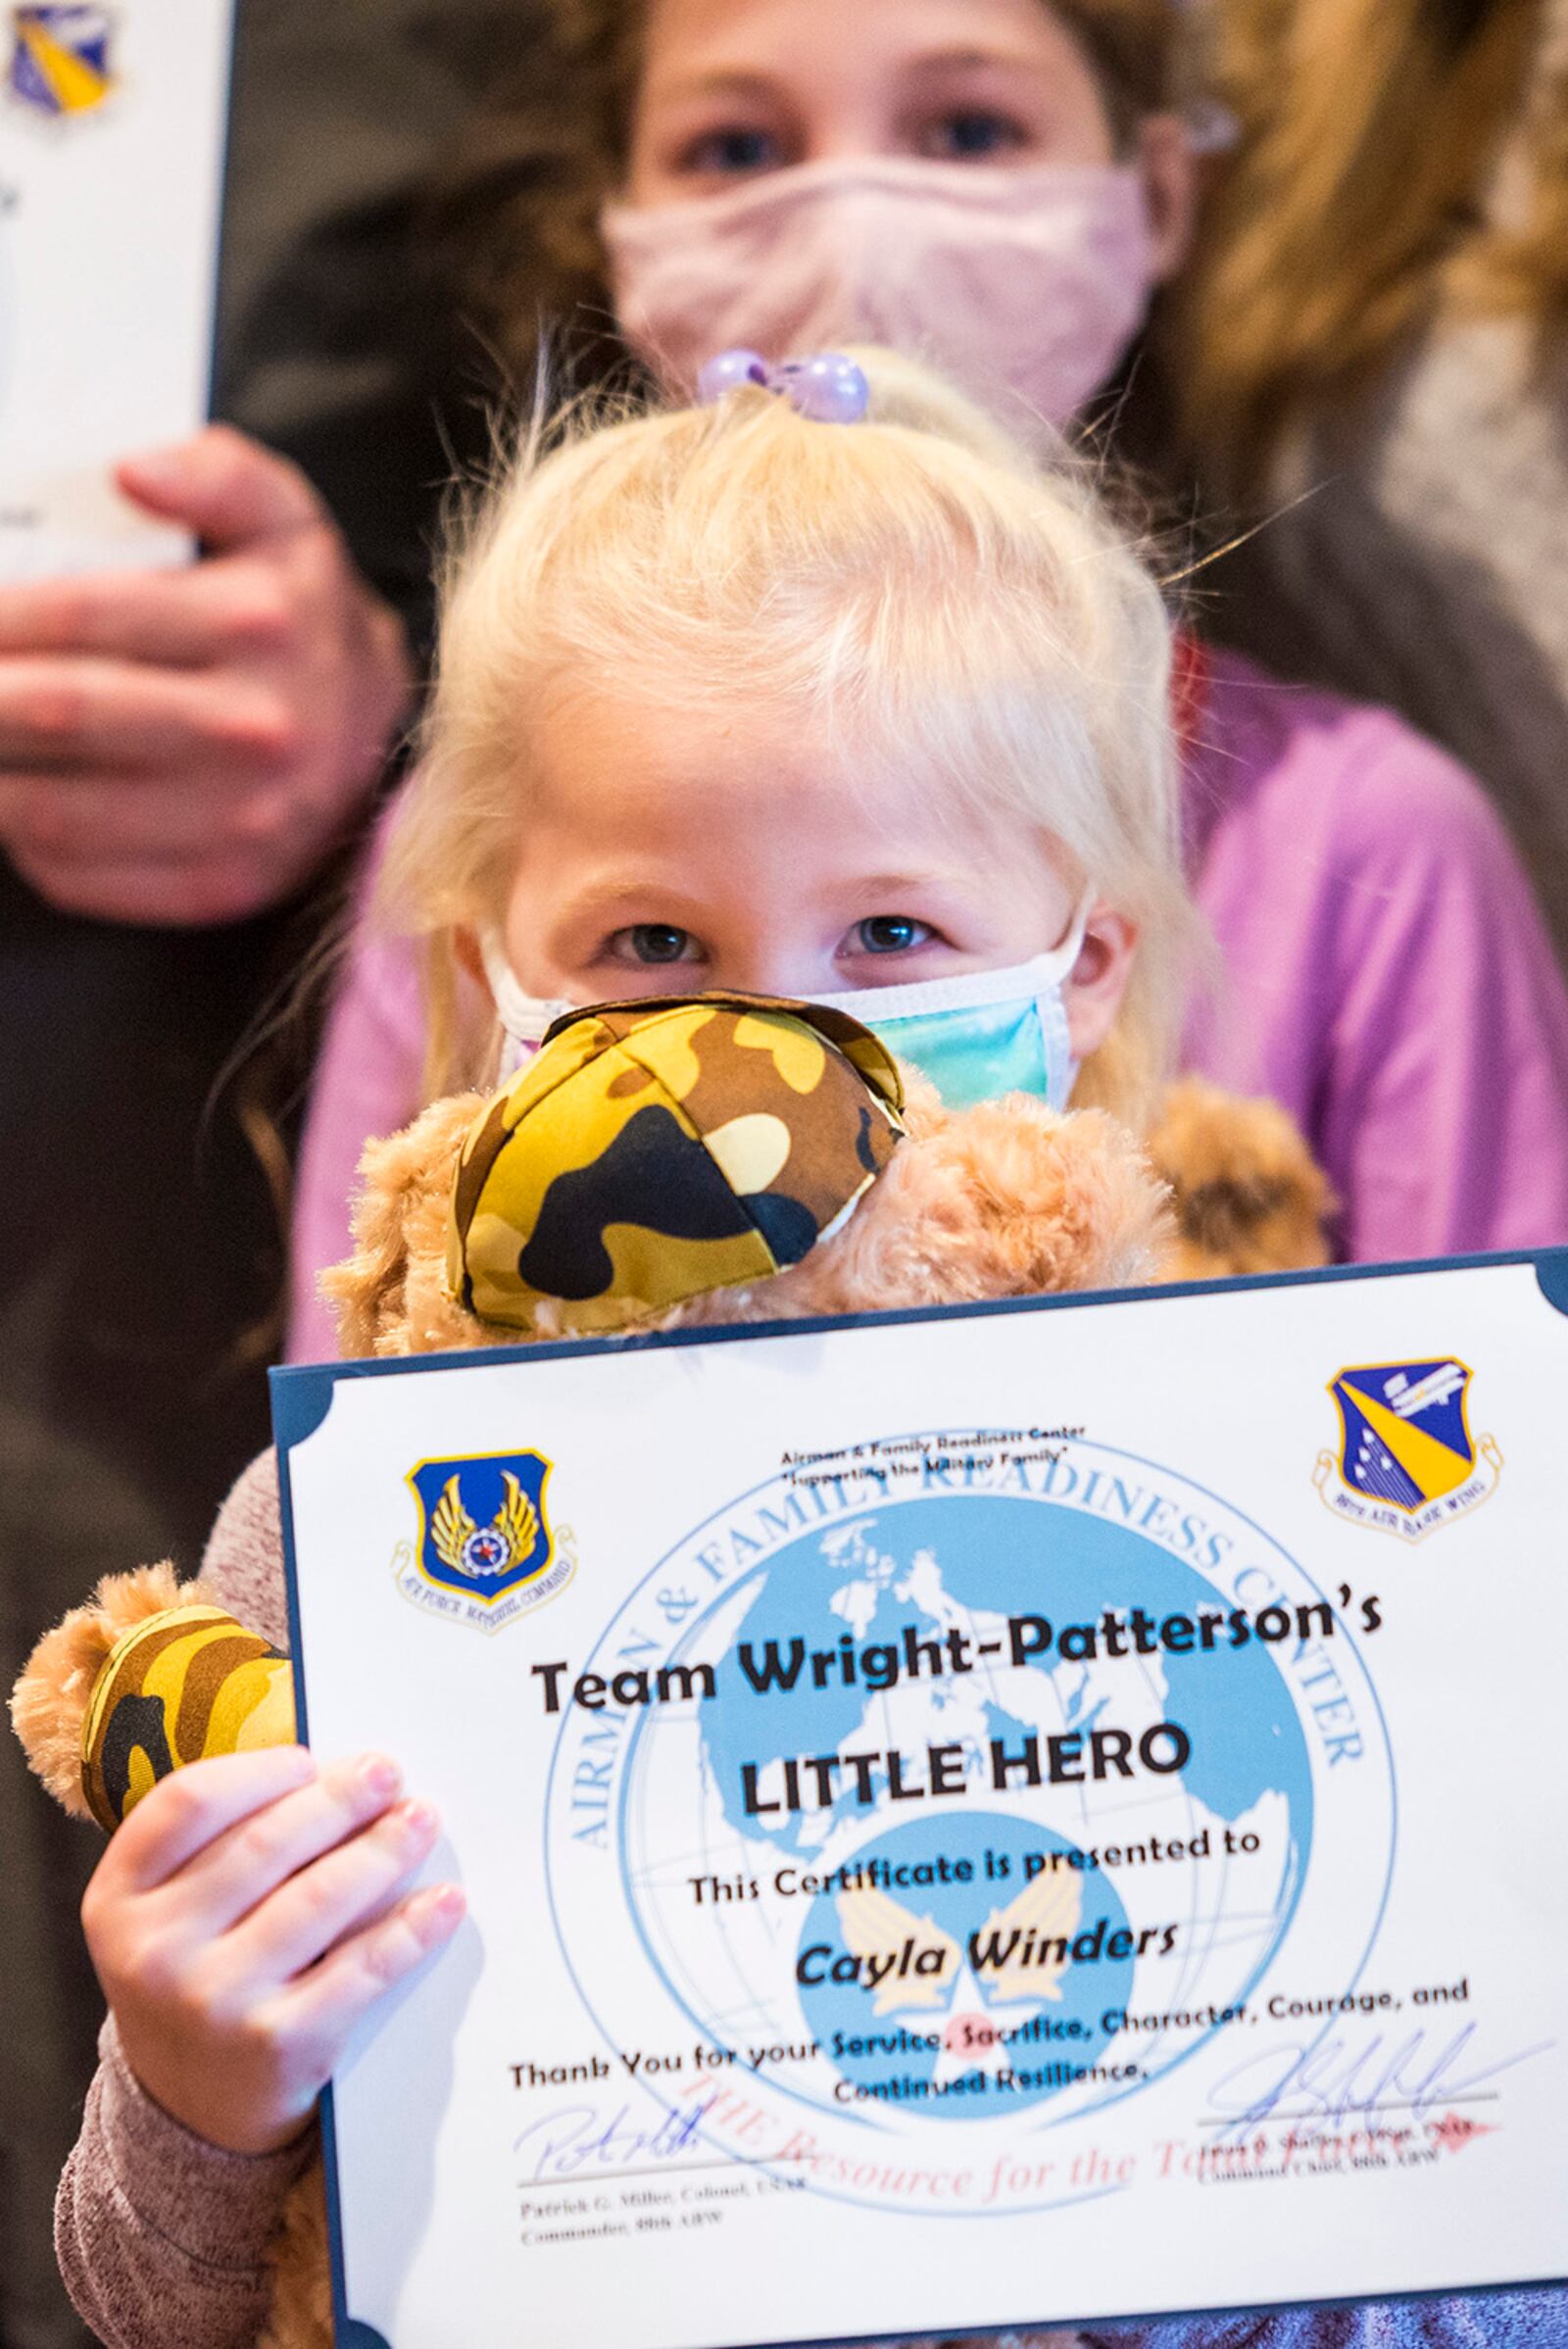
[11,992,1332,2349]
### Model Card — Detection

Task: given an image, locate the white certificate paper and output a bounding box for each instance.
[0,4,232,578]
[274,1256,1568,2348]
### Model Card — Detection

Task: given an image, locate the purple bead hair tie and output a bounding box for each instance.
[696,347,870,423]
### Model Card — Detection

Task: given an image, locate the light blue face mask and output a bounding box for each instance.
[812,904,1090,1111]
[480,904,1090,1108]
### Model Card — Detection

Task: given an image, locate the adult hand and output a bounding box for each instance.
[81,1744,465,2155]
[0,427,416,925]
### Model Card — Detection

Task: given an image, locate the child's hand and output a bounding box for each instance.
[81,1744,465,2155]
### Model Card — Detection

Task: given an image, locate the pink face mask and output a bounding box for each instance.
[603,156,1156,441]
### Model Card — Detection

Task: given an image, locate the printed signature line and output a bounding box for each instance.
[1200,2091,1499,2129]
[1203,2022,1553,2143]
[515,2155,775,2190]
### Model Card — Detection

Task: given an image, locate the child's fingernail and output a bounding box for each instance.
[422,1884,466,1933]
[358,1753,402,1798]
[399,1799,438,1837]
[281,1744,316,1781]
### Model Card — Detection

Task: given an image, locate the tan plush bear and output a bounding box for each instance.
[11,997,1330,2349]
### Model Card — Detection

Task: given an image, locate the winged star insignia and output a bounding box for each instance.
[403,1450,569,1628]
[430,1469,539,1582]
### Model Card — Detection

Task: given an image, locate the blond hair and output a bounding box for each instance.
[380,349,1196,1132]
[1177,0,1565,495]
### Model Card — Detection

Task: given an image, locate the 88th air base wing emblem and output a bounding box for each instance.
[397,1450,576,1634]
[1315,1357,1501,1542]
[8,6,114,118]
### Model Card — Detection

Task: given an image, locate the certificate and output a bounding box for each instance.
[0,3,232,579]
[273,1254,1568,2347]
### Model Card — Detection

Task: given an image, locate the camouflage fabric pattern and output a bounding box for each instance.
[80,1604,295,1831]
[448,995,906,1334]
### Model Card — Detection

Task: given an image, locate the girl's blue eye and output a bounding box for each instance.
[922,110,1027,161]
[685,125,782,175]
[855,916,930,954]
[615,924,698,965]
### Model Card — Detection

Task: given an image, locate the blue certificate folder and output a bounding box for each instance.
[272,1251,1568,2349]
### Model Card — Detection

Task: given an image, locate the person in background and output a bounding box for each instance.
[0,8,514,2341]
[1175,0,1568,956]
[288,0,1568,1365]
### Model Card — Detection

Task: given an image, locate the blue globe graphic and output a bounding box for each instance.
[701,1493,1312,1851]
[619,1488,1315,2117]
[796,1810,1137,2120]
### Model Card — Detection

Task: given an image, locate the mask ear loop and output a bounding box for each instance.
[477,927,574,1076]
[1037,893,1093,1110]
[1041,890,1094,990]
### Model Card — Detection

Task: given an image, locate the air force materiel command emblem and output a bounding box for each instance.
[396,1450,576,1633]
[8,6,114,117]
[1315,1357,1501,1542]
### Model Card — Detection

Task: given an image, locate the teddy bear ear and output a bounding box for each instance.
[1144,1078,1336,1280]
[320,1094,492,1359]
[10,1562,194,1819]
[11,1566,296,1831]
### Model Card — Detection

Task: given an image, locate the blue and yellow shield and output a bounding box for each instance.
[1327,1359,1476,1513]
[9,6,114,117]
[407,1450,555,1606]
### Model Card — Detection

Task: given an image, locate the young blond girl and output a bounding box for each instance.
[57,353,1560,2349]
[52,351,1164,2349]
[289,0,1568,1361]
[383,346,1185,1127]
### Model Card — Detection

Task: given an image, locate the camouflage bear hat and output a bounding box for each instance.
[447,995,906,1334]
[80,1603,294,1830]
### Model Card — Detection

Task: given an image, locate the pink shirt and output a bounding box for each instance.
[287,649,1568,1359]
